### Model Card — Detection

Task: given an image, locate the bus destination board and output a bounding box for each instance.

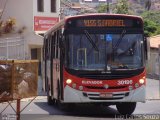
[76,19,134,27]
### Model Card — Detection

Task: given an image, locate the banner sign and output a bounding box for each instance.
[34,16,59,31]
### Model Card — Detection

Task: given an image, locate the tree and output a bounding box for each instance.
[141,11,160,37]
[0,18,16,36]
[142,11,160,25]
[144,20,157,37]
[97,4,108,13]
[114,0,129,14]
[145,0,151,11]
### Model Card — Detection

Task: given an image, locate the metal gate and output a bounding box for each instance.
[0,37,25,60]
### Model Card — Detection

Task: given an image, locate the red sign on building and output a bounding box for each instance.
[34,16,59,31]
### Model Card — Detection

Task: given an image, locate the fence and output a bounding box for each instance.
[0,37,25,60]
[0,60,38,102]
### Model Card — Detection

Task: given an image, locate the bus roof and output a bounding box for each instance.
[64,13,143,20]
[45,13,143,36]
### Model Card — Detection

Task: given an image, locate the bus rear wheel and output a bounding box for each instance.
[116,102,136,115]
[46,78,55,105]
[47,96,55,105]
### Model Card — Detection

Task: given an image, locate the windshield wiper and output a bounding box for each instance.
[84,30,99,51]
[113,29,126,50]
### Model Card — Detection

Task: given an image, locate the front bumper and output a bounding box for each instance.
[63,85,146,103]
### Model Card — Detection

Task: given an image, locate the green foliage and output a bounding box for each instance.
[97,4,108,13]
[144,20,157,37]
[142,11,160,37]
[114,0,129,14]
[142,11,160,25]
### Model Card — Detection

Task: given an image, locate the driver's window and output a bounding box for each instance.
[77,48,87,67]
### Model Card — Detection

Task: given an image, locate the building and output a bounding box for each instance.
[0,0,60,66]
[147,35,160,79]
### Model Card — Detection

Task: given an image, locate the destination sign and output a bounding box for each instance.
[75,19,135,28]
[83,20,125,27]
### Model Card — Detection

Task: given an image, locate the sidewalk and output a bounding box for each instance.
[146,78,160,100]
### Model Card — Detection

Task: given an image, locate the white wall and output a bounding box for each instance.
[1,0,60,60]
[2,0,60,27]
[33,0,60,17]
[2,0,34,58]
[2,0,33,33]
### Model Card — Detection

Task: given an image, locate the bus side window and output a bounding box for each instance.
[46,38,50,59]
[49,35,52,59]
[43,37,47,60]
[51,32,56,59]
[55,31,58,59]
[55,30,60,59]
[52,32,55,59]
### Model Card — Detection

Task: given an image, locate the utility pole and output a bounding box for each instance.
[107,0,110,13]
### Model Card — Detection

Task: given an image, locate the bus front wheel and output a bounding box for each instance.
[116,102,136,115]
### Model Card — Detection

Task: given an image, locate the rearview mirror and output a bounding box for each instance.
[144,36,150,60]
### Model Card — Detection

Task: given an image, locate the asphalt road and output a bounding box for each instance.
[1,98,160,120]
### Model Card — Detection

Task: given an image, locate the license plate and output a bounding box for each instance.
[100,93,113,98]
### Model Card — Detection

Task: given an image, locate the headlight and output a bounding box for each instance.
[139,79,145,84]
[66,79,72,84]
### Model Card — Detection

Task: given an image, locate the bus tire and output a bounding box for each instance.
[47,96,55,105]
[46,78,55,105]
[116,102,136,115]
[57,80,61,100]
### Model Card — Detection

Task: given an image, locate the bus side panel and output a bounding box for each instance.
[42,61,46,92]
[57,59,61,99]
[53,59,58,99]
[52,58,61,100]
[46,60,51,96]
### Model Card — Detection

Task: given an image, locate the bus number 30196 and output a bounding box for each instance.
[117,80,133,85]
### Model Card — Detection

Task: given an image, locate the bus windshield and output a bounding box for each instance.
[65,32,144,71]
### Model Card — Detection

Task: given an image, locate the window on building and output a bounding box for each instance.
[37,0,44,12]
[51,0,56,12]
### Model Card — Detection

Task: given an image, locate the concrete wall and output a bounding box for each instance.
[147,49,160,79]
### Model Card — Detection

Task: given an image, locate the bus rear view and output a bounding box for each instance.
[43,14,147,115]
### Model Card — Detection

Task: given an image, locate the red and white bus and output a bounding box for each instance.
[42,14,148,115]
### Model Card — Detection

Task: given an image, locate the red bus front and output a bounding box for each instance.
[64,69,146,103]
[62,15,146,105]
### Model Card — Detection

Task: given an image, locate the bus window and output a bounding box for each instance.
[51,32,56,59]
[43,36,47,60]
[57,30,60,59]
[77,48,87,67]
[55,31,59,59]
[49,35,52,59]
